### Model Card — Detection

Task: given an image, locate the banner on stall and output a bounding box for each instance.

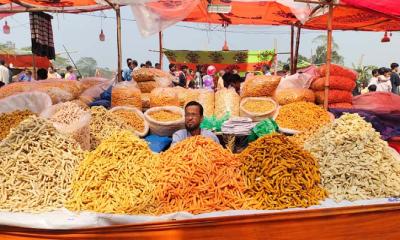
[163,49,276,72]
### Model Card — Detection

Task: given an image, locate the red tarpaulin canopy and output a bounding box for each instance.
[183,0,298,25]
[0,54,51,69]
[304,5,400,31]
[341,0,400,18]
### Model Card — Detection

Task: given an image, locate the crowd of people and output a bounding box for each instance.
[0,58,80,87]
[363,63,400,94]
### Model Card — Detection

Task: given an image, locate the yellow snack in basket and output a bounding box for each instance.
[242,99,275,113]
[113,109,145,132]
[148,110,182,122]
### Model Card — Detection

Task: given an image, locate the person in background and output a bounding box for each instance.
[37,68,48,80]
[155,63,161,70]
[145,61,152,68]
[202,65,216,90]
[390,63,400,94]
[172,101,220,145]
[229,73,242,94]
[369,69,379,85]
[368,84,377,92]
[60,72,66,79]
[6,63,13,84]
[131,60,139,71]
[65,66,77,80]
[216,70,225,90]
[122,61,134,81]
[178,65,188,88]
[126,58,133,67]
[282,64,290,76]
[47,66,61,79]
[169,63,179,86]
[0,59,10,87]
[369,67,392,92]
[140,63,146,68]
[262,65,272,76]
[186,69,194,87]
[19,69,33,82]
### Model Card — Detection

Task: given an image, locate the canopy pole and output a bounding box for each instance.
[273,38,278,76]
[324,1,333,110]
[293,25,301,73]
[159,31,163,69]
[32,54,37,80]
[290,25,295,74]
[116,5,122,82]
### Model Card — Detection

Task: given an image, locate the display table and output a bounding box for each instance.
[1,203,400,239]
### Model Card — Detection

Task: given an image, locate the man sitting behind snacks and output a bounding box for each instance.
[172,101,220,145]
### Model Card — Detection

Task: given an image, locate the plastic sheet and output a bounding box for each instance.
[0,91,52,114]
[352,92,400,114]
[276,72,313,90]
[79,79,114,104]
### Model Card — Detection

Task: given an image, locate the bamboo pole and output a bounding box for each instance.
[293,25,301,73]
[32,53,37,80]
[273,38,278,76]
[324,1,333,110]
[159,31,163,69]
[290,25,295,74]
[116,5,122,82]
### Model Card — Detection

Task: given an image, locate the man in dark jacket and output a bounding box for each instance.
[390,63,400,94]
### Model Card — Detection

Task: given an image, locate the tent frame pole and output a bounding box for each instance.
[324,1,333,110]
[290,25,295,74]
[293,25,301,73]
[159,31,163,69]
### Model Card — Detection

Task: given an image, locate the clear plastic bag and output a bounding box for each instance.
[215,87,240,119]
[41,102,91,150]
[79,79,114,104]
[137,81,157,93]
[276,72,313,91]
[274,88,315,105]
[241,75,281,97]
[150,87,180,107]
[196,89,215,117]
[111,81,142,110]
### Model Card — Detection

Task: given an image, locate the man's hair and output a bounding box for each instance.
[140,63,145,68]
[0,59,5,65]
[169,63,176,70]
[185,101,203,116]
[391,63,399,70]
[368,84,377,92]
[37,68,48,80]
[132,60,138,66]
[181,65,188,70]
[372,69,379,75]
[145,60,152,66]
[378,67,388,75]
[66,65,73,71]
[155,63,161,67]
[126,58,132,64]
[283,64,290,71]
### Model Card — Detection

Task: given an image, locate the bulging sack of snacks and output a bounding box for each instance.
[215,87,240,119]
[80,77,111,91]
[150,87,180,107]
[241,75,281,97]
[141,93,151,109]
[196,89,214,117]
[111,81,142,110]
[311,76,356,91]
[274,88,315,105]
[37,79,83,99]
[240,97,277,122]
[41,102,91,150]
[276,72,314,91]
[318,64,358,80]
[173,87,199,106]
[0,82,33,99]
[144,106,185,136]
[110,106,149,137]
[0,91,52,114]
[137,81,157,93]
[314,90,353,104]
[132,68,175,82]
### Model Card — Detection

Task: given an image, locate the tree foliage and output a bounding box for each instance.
[311,35,344,65]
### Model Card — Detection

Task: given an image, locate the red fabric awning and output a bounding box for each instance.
[0,54,51,69]
[183,0,298,25]
[304,5,400,31]
[341,0,400,18]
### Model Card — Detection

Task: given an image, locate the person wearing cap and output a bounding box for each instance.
[202,65,216,90]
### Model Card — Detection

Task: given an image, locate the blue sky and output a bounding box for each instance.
[1,7,399,70]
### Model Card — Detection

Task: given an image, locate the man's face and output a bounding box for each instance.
[185,105,202,131]
[395,67,399,73]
